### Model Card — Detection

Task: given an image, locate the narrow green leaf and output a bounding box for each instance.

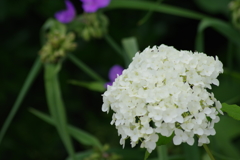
[108,0,209,20]
[221,103,240,120]
[68,125,103,150]
[29,108,103,150]
[195,18,240,52]
[68,80,105,92]
[68,54,105,82]
[66,150,93,160]
[183,143,200,160]
[122,37,139,60]
[194,0,230,14]
[104,34,131,67]
[156,134,174,146]
[138,0,163,25]
[44,63,76,160]
[214,115,240,158]
[144,150,151,160]
[157,145,168,160]
[0,57,42,145]
[223,68,240,81]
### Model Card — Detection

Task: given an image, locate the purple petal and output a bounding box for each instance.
[55,0,76,23]
[80,0,110,13]
[104,81,113,88]
[109,65,124,82]
[81,0,99,13]
[96,0,110,8]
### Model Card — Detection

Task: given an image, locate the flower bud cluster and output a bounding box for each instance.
[72,13,108,41]
[102,44,223,153]
[39,30,76,63]
[229,0,240,29]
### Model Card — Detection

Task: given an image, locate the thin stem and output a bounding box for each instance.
[104,34,131,67]
[44,63,76,160]
[138,0,163,25]
[0,57,42,145]
[104,34,124,57]
[29,108,103,152]
[203,144,216,160]
[68,54,105,82]
[157,145,168,160]
[108,0,211,20]
[227,42,234,70]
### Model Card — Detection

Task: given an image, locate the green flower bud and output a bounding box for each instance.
[69,12,109,41]
[229,0,240,29]
[39,22,77,63]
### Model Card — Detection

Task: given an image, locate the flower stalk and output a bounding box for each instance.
[203,144,216,160]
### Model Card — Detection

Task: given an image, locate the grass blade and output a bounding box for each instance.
[0,57,42,144]
[29,108,103,150]
[183,143,200,160]
[68,54,105,82]
[144,150,151,160]
[122,37,139,60]
[195,18,240,52]
[108,0,209,20]
[157,145,168,160]
[104,34,131,67]
[44,63,76,160]
[68,80,105,92]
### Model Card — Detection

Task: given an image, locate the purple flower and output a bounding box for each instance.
[81,0,111,13]
[55,0,76,23]
[105,65,124,88]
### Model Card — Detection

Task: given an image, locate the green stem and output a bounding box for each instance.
[157,145,168,160]
[0,57,42,145]
[44,63,76,160]
[108,0,211,20]
[203,144,216,160]
[227,42,234,70]
[138,0,163,25]
[68,54,105,82]
[224,94,240,104]
[104,34,130,66]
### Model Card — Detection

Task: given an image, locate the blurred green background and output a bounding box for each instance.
[0,0,240,159]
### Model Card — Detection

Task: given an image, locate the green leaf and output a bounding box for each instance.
[122,37,139,60]
[68,54,105,82]
[194,0,230,14]
[144,150,151,160]
[156,134,174,146]
[104,34,130,67]
[221,103,240,120]
[195,18,240,52]
[157,145,168,160]
[68,80,105,92]
[29,108,103,150]
[68,125,103,150]
[108,0,209,20]
[0,57,42,145]
[183,143,200,160]
[66,150,93,160]
[44,63,76,159]
[214,115,240,159]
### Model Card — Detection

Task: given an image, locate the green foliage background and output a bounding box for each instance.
[0,0,240,159]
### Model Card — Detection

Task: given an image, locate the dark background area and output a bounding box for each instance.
[0,0,239,159]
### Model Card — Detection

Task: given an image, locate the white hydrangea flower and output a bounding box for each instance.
[102,44,223,153]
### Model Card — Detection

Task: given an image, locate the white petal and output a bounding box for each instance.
[173,136,182,145]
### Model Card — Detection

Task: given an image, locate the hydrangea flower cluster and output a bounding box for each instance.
[102,44,223,153]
